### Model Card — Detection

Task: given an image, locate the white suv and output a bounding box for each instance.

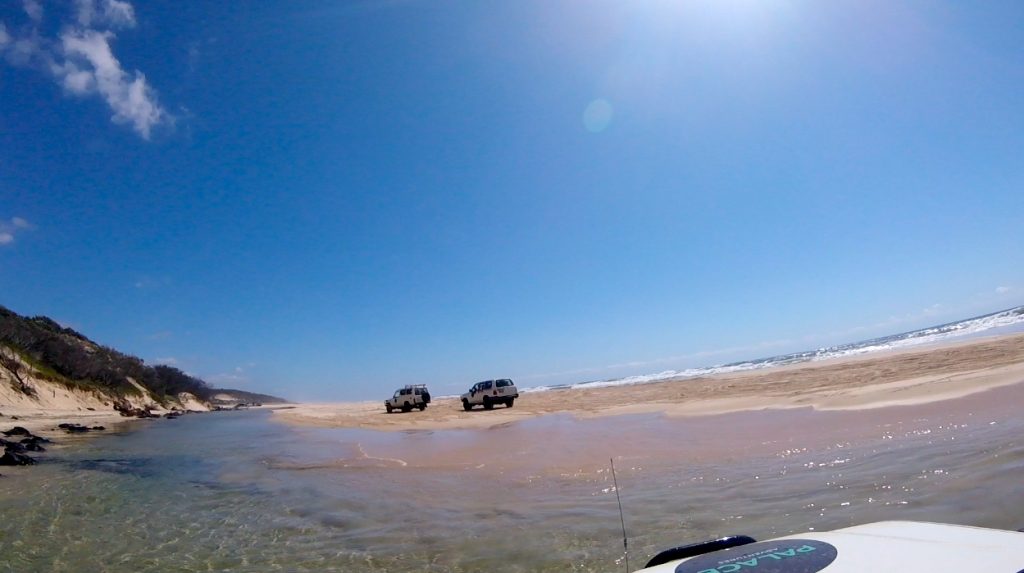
[385,384,431,413]
[461,379,518,411]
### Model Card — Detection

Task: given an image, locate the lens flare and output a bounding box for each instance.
[582,98,613,133]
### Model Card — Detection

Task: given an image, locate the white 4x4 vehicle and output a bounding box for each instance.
[461,379,518,411]
[385,384,431,413]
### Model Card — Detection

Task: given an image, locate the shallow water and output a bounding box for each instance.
[2,384,1023,572]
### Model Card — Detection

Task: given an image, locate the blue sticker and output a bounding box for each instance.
[674,539,838,573]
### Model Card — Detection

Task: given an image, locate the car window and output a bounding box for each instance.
[496,379,512,387]
[481,381,492,390]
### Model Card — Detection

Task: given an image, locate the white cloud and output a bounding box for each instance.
[0,217,32,246]
[132,276,163,289]
[23,0,43,23]
[76,0,136,29]
[996,286,1012,295]
[52,60,95,94]
[104,0,136,28]
[6,35,42,66]
[1,0,168,139]
[59,29,166,138]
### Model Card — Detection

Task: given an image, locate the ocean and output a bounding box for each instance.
[527,305,1024,392]
[2,378,1023,572]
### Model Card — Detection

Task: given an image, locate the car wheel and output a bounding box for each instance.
[462,399,472,411]
[483,396,493,410]
[418,403,426,411]
[506,398,514,408]
[386,404,393,413]
[402,402,411,413]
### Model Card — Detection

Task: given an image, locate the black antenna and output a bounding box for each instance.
[611,457,629,573]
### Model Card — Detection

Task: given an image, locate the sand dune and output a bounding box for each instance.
[0,348,212,437]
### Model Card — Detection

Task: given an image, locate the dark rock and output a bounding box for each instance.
[0,438,27,453]
[114,399,162,419]
[0,450,36,466]
[21,435,51,444]
[164,412,182,419]
[58,423,91,433]
[3,430,48,455]
[2,426,32,437]
[10,416,17,420]
[86,407,95,411]
[91,426,105,431]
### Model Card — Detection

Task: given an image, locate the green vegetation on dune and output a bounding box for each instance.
[211,388,290,405]
[0,304,287,404]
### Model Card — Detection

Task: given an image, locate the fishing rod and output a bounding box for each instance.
[611,457,629,573]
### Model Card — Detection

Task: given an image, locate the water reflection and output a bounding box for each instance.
[1,383,1023,572]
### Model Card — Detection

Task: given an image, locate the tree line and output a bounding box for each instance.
[0,305,213,401]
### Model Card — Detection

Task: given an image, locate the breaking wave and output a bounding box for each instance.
[525,305,1024,393]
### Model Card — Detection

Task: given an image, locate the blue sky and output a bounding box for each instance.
[1,0,1021,400]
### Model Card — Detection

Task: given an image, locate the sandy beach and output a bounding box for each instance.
[0,376,224,439]
[275,333,1024,432]
[0,383,137,439]
[4,333,1024,573]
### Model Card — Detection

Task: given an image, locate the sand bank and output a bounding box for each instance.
[0,378,132,438]
[0,363,209,438]
[275,333,1024,431]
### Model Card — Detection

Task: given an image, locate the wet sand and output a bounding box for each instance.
[275,376,1024,481]
[275,333,1024,432]
[4,367,1024,572]
[255,376,1024,571]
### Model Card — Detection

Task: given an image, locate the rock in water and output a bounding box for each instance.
[0,438,27,453]
[0,450,36,466]
[20,435,51,444]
